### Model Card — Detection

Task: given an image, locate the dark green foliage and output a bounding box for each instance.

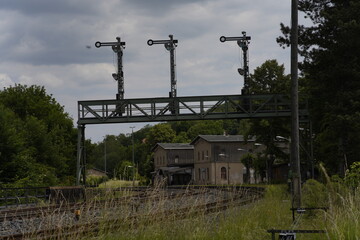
[249,59,290,94]
[302,179,328,208]
[186,120,224,140]
[0,84,77,186]
[344,162,360,189]
[146,123,176,147]
[278,0,360,175]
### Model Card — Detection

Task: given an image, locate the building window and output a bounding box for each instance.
[198,168,201,180]
[202,151,204,160]
[175,155,179,164]
[207,168,209,180]
[221,167,227,180]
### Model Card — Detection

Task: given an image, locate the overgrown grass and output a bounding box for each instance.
[98,185,297,240]
[98,179,140,188]
[97,181,360,240]
[17,180,360,239]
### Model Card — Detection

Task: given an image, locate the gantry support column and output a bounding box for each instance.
[76,124,86,185]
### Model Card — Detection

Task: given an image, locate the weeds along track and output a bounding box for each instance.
[0,186,264,239]
[0,186,195,222]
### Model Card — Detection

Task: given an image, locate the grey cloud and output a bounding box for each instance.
[125,0,210,14]
[0,0,99,16]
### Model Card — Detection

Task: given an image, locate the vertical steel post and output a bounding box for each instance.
[114,37,125,100]
[94,37,126,115]
[168,35,177,99]
[241,32,250,94]
[291,0,302,208]
[76,124,85,185]
[147,35,178,114]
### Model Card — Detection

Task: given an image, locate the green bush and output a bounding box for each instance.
[302,179,328,208]
[344,162,360,190]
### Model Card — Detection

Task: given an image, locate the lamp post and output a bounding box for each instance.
[130,126,135,186]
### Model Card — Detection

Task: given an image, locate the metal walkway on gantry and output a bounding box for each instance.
[77,94,308,125]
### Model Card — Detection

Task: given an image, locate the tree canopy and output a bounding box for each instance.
[0,85,77,186]
[278,0,360,175]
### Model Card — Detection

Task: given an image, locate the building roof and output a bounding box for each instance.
[190,135,256,145]
[152,143,194,152]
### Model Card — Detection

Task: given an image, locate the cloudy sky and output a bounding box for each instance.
[0,0,305,142]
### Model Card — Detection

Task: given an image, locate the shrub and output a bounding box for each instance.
[344,162,360,190]
[302,179,328,208]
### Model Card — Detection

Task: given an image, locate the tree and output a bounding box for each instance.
[0,85,77,186]
[146,123,176,148]
[246,60,292,182]
[278,0,360,175]
[186,120,224,140]
[249,59,290,94]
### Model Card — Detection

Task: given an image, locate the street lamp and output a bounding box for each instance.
[130,126,135,186]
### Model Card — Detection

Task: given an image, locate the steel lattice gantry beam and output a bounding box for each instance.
[77,94,308,125]
[76,93,309,185]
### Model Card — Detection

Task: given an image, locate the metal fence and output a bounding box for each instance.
[0,187,49,209]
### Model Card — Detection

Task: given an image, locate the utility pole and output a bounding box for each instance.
[147,35,178,114]
[130,126,135,186]
[220,32,251,94]
[291,0,302,208]
[95,37,126,115]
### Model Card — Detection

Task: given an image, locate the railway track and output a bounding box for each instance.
[0,186,203,222]
[0,186,264,239]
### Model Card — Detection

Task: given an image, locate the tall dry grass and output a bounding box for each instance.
[98,185,295,240]
[14,179,360,240]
